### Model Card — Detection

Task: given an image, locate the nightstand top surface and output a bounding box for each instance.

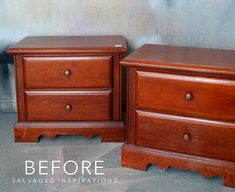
[121,44,235,74]
[7,36,127,54]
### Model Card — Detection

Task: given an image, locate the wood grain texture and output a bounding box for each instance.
[23,56,112,88]
[136,71,235,121]
[15,121,125,142]
[121,44,235,188]
[121,44,235,74]
[25,90,112,121]
[14,55,26,121]
[7,36,127,54]
[126,68,137,144]
[112,55,122,120]
[121,144,235,188]
[136,110,235,161]
[8,36,126,143]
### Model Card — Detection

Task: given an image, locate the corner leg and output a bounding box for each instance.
[223,175,235,188]
[14,126,40,143]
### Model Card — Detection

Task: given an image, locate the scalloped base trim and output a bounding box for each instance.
[14,121,125,143]
[121,144,235,188]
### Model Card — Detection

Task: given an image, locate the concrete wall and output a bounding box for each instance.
[1,0,235,112]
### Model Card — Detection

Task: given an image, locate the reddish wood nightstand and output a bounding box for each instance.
[8,36,127,142]
[121,44,235,188]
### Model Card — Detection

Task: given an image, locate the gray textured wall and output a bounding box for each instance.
[1,0,235,112]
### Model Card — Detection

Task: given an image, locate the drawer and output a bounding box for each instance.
[23,56,112,88]
[25,90,112,121]
[136,110,235,161]
[136,71,235,121]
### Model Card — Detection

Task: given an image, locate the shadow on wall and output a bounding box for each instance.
[0,48,16,112]
[0,50,12,79]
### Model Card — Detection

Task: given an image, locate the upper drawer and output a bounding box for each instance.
[23,56,112,89]
[136,71,235,122]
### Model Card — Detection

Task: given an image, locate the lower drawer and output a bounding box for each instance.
[136,110,235,161]
[25,90,112,121]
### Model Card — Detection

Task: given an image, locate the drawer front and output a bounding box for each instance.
[25,90,112,121]
[136,110,235,161]
[23,56,112,88]
[136,71,235,121]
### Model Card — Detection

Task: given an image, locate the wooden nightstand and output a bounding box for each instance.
[7,36,127,142]
[121,44,235,188]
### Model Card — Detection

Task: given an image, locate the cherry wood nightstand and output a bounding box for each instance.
[7,36,127,143]
[121,44,235,188]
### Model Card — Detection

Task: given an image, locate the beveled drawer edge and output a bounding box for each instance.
[24,90,113,96]
[135,109,235,128]
[22,56,113,62]
[136,71,235,85]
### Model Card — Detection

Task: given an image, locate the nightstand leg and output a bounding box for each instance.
[223,175,235,188]
[14,121,125,143]
[121,144,235,188]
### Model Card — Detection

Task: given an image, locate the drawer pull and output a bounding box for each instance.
[64,69,72,77]
[185,92,193,101]
[65,104,72,111]
[183,133,191,142]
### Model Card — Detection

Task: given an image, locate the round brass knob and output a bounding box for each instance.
[64,69,71,77]
[185,92,193,101]
[65,104,72,111]
[183,133,191,142]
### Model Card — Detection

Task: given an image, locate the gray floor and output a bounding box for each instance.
[0,113,234,192]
